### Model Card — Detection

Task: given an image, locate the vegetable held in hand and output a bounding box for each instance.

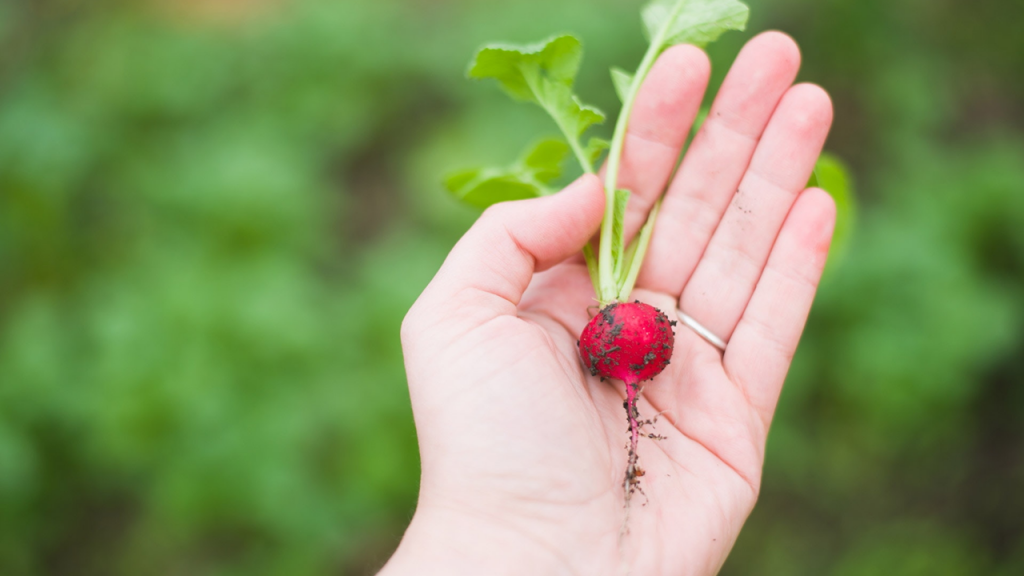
[446,0,750,504]
[579,301,675,499]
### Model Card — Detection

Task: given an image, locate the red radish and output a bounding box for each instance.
[579,301,675,500]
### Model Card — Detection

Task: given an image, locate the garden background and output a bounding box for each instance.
[1,0,1022,574]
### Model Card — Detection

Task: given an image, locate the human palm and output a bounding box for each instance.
[383,32,834,576]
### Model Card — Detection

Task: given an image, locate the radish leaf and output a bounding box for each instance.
[468,35,605,173]
[585,137,610,166]
[809,153,856,266]
[642,0,749,50]
[450,0,774,306]
[445,138,570,208]
[523,138,573,182]
[445,171,545,208]
[611,67,634,103]
[610,188,631,281]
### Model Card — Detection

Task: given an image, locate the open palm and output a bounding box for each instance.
[384,32,834,576]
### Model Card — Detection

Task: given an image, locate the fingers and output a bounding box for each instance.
[407,175,605,332]
[724,188,835,425]
[677,82,833,343]
[612,44,710,240]
[638,31,801,295]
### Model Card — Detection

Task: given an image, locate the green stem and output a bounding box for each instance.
[577,141,598,296]
[618,230,640,287]
[582,244,600,293]
[522,69,595,175]
[598,0,688,305]
[519,67,602,293]
[565,130,595,175]
[617,199,661,301]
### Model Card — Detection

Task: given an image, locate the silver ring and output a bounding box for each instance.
[676,309,727,351]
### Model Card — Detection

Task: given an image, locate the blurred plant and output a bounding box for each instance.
[0,0,1021,575]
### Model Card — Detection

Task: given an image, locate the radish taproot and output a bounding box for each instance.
[445,0,751,506]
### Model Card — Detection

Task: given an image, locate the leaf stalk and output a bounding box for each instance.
[598,0,689,305]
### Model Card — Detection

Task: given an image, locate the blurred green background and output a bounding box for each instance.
[1,0,1022,574]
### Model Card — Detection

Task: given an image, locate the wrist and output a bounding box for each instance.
[377,503,582,576]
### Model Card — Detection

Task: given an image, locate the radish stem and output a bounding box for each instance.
[598,0,689,305]
[617,199,661,301]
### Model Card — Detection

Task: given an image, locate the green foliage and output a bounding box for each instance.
[0,2,432,574]
[444,138,570,207]
[451,0,751,305]
[0,0,1022,575]
[450,0,758,332]
[467,35,605,173]
[610,66,634,102]
[610,188,632,280]
[809,153,856,265]
[641,0,749,49]
[584,136,611,167]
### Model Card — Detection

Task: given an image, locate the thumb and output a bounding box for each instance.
[411,174,604,327]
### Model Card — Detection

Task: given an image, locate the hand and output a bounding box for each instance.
[381,32,834,576]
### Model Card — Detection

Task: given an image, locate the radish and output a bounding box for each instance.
[579,301,675,499]
[446,0,751,505]
[579,301,674,385]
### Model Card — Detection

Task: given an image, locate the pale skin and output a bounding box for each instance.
[381,32,835,576]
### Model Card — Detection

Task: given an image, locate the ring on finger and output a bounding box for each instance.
[676,309,727,351]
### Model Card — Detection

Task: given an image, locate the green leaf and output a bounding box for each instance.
[444,138,570,209]
[642,0,749,50]
[809,152,856,263]
[467,35,605,170]
[468,35,582,101]
[570,102,607,138]
[610,188,631,280]
[692,106,709,137]
[584,137,610,166]
[618,234,641,287]
[523,138,572,182]
[610,67,634,103]
[445,170,544,209]
[582,243,600,295]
